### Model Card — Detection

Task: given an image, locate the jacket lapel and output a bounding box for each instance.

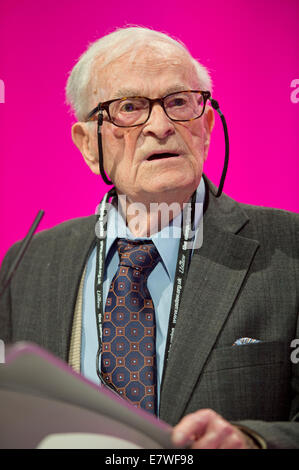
[51,216,97,362]
[159,179,260,425]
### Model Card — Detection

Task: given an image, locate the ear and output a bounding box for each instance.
[71,122,100,175]
[203,105,215,161]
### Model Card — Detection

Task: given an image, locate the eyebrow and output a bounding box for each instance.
[113,84,188,99]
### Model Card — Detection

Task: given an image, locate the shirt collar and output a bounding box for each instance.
[105,178,205,281]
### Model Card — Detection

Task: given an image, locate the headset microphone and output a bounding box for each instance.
[208,98,229,198]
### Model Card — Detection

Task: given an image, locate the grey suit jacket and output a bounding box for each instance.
[1,177,299,448]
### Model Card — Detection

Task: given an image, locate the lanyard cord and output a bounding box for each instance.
[93,190,197,399]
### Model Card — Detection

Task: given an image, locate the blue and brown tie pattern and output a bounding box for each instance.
[101,239,161,415]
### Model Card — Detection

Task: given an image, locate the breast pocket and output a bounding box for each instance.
[188,341,292,422]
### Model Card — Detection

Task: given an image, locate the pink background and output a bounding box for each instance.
[0,0,298,263]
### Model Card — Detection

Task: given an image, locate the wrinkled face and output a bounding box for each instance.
[89,47,214,204]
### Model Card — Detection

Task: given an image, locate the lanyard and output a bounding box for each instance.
[94,188,197,397]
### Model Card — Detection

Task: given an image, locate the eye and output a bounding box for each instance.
[120,101,136,113]
[168,97,187,108]
[118,98,148,113]
[120,101,137,112]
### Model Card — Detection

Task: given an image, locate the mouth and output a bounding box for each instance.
[146,152,180,161]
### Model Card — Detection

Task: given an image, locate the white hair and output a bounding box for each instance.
[65,26,213,121]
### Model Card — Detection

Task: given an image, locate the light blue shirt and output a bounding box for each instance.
[81,179,205,414]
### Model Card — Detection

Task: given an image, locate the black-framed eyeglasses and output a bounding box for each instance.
[85,89,228,200]
[86,90,211,127]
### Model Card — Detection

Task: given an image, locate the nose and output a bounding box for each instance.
[142,102,175,140]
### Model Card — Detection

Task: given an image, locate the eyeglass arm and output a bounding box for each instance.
[97,111,113,185]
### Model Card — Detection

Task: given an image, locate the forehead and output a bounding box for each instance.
[91,46,199,102]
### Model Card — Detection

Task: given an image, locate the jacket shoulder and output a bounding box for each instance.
[239,202,299,233]
[234,201,299,259]
[240,201,298,220]
[0,214,97,273]
[34,214,97,241]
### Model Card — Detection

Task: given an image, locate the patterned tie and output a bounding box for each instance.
[101,238,161,415]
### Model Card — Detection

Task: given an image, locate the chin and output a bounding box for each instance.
[144,171,198,196]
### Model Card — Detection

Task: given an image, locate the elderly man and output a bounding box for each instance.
[0,27,298,449]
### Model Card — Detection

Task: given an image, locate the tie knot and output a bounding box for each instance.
[117,239,161,274]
